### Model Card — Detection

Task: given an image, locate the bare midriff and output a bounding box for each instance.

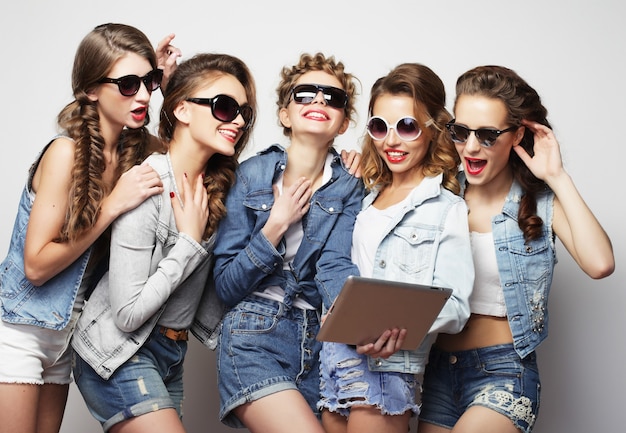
[434,314,513,352]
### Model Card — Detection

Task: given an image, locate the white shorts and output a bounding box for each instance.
[0,311,79,385]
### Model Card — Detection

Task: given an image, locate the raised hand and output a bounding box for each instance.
[155,33,182,92]
[513,120,565,184]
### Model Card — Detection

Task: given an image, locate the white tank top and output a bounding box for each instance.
[469,231,507,317]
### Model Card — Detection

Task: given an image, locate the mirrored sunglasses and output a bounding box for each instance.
[366,116,422,141]
[186,94,254,130]
[291,84,348,109]
[99,69,163,96]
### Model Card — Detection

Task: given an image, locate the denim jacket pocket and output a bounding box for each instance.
[506,234,552,282]
[306,198,343,243]
[243,190,274,212]
[0,259,34,302]
[391,226,437,276]
[156,213,180,249]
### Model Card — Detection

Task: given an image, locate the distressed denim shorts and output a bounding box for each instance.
[0,310,78,385]
[72,327,187,432]
[217,295,321,428]
[318,342,419,417]
[419,344,540,433]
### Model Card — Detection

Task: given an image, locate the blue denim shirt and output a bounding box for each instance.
[460,173,557,359]
[212,144,363,311]
[364,174,474,375]
[71,153,222,379]
[0,139,91,330]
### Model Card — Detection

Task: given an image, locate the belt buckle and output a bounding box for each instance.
[160,326,188,341]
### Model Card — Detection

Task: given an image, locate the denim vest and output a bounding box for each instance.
[364,174,474,375]
[0,140,91,330]
[460,174,557,359]
[212,144,363,312]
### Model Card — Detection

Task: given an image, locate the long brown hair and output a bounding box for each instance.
[360,63,460,194]
[455,65,550,241]
[159,53,257,239]
[56,23,160,242]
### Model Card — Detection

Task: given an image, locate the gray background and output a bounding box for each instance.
[1,1,623,432]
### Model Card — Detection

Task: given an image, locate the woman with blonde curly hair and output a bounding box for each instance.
[318,63,474,433]
[211,52,363,433]
[0,23,178,433]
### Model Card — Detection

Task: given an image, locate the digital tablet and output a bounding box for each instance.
[316,275,453,350]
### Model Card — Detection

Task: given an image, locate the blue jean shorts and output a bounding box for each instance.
[419,344,540,433]
[318,342,419,417]
[72,327,187,432]
[217,295,321,428]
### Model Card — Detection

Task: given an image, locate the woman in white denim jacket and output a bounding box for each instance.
[71,53,257,433]
[319,63,474,433]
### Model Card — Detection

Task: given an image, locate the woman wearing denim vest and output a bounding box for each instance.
[211,52,362,433]
[318,63,474,433]
[70,53,256,433]
[417,66,615,433]
[0,23,181,433]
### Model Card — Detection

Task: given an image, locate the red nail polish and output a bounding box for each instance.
[170,192,175,198]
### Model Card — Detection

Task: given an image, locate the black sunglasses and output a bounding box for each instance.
[445,121,518,147]
[367,116,423,141]
[186,95,254,130]
[99,69,163,96]
[291,84,348,109]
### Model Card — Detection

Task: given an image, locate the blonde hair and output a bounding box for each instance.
[275,52,359,138]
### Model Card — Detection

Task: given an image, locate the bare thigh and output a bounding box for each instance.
[347,405,411,433]
[452,406,520,433]
[0,382,68,433]
[417,420,451,433]
[109,408,186,433]
[234,389,325,433]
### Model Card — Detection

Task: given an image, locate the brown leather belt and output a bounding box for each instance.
[158,326,189,341]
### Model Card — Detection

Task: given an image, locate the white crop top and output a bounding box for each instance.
[469,231,507,317]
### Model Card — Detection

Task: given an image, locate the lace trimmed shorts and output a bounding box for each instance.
[419,344,540,433]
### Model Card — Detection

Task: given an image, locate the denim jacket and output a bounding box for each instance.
[366,174,474,375]
[0,139,91,330]
[71,153,223,379]
[459,173,557,359]
[212,144,363,311]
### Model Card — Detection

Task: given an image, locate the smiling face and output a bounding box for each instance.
[370,93,430,183]
[176,74,250,158]
[454,94,523,188]
[279,70,349,145]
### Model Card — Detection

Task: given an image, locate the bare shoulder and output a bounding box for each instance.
[32,137,77,193]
